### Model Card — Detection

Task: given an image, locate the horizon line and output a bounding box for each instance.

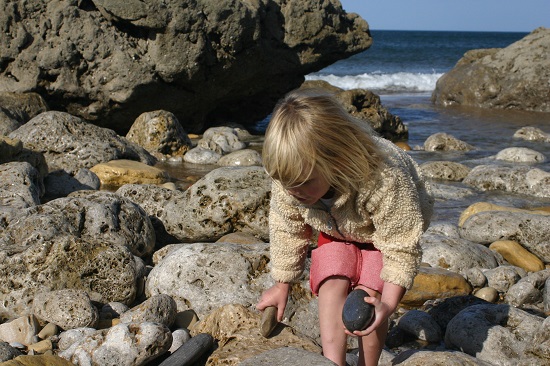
[368,28,537,34]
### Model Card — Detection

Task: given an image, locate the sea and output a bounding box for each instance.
[303,30,550,221]
[302,30,550,162]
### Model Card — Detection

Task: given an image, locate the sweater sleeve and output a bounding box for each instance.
[366,163,428,290]
[268,182,312,283]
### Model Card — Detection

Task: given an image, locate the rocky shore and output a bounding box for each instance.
[1,2,550,365]
[1,88,550,365]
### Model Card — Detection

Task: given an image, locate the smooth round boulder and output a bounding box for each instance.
[402,267,473,308]
[489,240,545,273]
[90,159,170,189]
[217,149,262,167]
[495,147,546,163]
[419,161,471,181]
[424,133,475,152]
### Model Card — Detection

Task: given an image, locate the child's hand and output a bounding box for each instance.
[256,282,290,321]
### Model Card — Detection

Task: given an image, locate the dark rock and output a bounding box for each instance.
[0,341,22,362]
[423,295,489,333]
[385,326,417,349]
[158,333,214,366]
[342,289,374,332]
[0,92,49,135]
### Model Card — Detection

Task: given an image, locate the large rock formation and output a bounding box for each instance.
[432,27,550,112]
[0,0,372,134]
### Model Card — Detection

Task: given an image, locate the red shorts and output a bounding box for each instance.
[309,232,384,296]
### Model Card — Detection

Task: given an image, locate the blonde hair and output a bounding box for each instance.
[263,88,383,193]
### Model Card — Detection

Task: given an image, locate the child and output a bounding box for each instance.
[256,89,433,366]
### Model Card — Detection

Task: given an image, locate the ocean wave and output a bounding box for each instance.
[305,72,443,93]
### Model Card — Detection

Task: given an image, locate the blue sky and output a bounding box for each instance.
[339,0,550,32]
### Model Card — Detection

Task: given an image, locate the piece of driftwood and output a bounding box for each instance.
[158,333,214,366]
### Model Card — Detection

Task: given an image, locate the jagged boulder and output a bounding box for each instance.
[432,27,550,112]
[0,0,372,134]
[0,92,48,135]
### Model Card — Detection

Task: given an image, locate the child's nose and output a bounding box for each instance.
[287,187,301,196]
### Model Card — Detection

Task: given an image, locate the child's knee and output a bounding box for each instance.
[319,275,350,294]
[359,334,385,355]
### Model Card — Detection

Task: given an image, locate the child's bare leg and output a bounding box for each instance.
[355,285,388,366]
[318,275,350,366]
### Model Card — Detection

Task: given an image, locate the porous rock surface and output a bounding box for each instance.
[0,191,155,319]
[189,304,321,364]
[145,243,271,317]
[8,111,155,175]
[116,166,271,243]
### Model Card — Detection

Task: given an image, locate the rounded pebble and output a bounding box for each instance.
[342,289,374,332]
[475,287,499,303]
[260,306,279,337]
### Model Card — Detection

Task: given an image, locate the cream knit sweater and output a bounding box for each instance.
[268,136,433,290]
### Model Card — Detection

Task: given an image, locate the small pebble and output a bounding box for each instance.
[174,310,199,329]
[9,342,26,350]
[27,339,53,354]
[169,329,192,353]
[342,289,374,332]
[38,323,59,340]
[475,287,499,303]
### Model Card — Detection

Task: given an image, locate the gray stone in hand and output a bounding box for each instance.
[260,306,278,338]
[342,289,374,332]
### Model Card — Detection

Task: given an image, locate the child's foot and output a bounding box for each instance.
[342,288,374,332]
